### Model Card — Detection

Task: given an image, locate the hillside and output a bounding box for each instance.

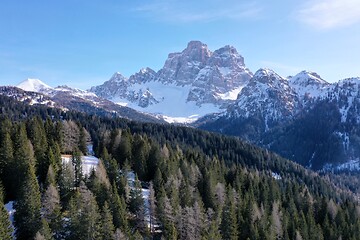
[1,94,360,240]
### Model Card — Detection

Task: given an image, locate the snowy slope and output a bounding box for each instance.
[17,78,52,92]
[289,71,330,100]
[227,68,298,124]
[112,81,221,122]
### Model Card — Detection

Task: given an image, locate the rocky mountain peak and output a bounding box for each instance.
[251,68,287,88]
[290,70,328,86]
[109,72,128,83]
[289,70,330,100]
[209,45,245,69]
[90,41,253,121]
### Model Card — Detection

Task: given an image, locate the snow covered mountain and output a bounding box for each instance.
[288,70,330,102]
[197,67,360,170]
[4,40,360,171]
[0,80,163,123]
[227,68,298,126]
[90,41,253,123]
[17,78,52,92]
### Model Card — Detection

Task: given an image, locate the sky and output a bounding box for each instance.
[0,0,360,89]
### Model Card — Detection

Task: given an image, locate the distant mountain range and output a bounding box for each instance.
[1,40,360,171]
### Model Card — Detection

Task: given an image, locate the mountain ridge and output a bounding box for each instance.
[3,40,360,171]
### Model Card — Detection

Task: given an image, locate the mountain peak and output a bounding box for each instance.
[17,78,52,92]
[291,70,328,85]
[110,72,128,82]
[253,68,281,79]
[186,40,208,50]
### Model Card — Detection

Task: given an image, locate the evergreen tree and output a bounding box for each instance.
[100,202,115,240]
[12,124,36,196]
[220,186,238,240]
[116,129,132,167]
[14,166,43,240]
[58,161,75,207]
[26,117,48,184]
[72,148,83,187]
[132,134,149,180]
[67,182,101,240]
[129,174,146,233]
[0,183,12,240]
[0,131,14,199]
[78,127,88,155]
[111,185,129,232]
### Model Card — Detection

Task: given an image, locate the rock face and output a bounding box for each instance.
[90,41,253,120]
[227,68,298,126]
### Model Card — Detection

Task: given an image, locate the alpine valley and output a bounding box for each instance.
[2,41,360,171]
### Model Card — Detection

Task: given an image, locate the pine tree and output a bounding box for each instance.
[111,185,129,232]
[14,166,43,240]
[72,148,83,187]
[116,129,132,167]
[58,160,75,207]
[100,202,115,240]
[0,183,12,240]
[78,127,88,155]
[67,182,101,240]
[132,135,149,180]
[12,124,36,196]
[129,174,146,233]
[26,117,48,184]
[0,131,14,199]
[220,186,238,240]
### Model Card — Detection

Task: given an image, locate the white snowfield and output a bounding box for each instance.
[112,81,222,123]
[61,145,99,176]
[61,155,99,176]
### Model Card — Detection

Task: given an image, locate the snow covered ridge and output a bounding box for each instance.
[6,41,360,125]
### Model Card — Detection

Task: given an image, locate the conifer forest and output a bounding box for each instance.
[1,94,360,240]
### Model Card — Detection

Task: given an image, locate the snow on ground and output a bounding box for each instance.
[5,201,15,235]
[126,171,152,228]
[112,81,222,123]
[217,86,244,100]
[161,115,199,124]
[271,172,282,180]
[61,145,99,175]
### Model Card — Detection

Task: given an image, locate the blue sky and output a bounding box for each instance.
[1,0,360,88]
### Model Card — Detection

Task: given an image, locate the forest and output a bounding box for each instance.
[1,94,360,240]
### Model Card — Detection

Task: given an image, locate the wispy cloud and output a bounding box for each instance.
[297,0,360,29]
[134,0,262,23]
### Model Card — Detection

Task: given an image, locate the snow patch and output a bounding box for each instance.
[61,155,99,176]
[5,201,15,235]
[271,172,282,180]
[217,86,244,100]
